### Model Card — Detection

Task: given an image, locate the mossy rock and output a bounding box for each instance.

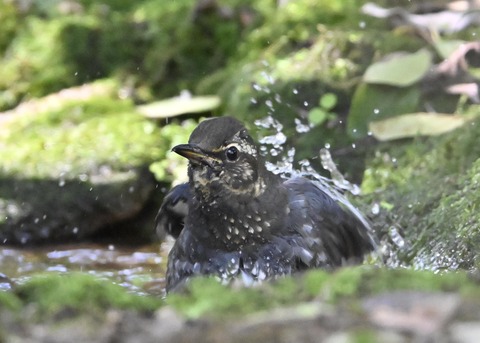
[13,272,162,317]
[2,267,480,341]
[362,114,480,270]
[0,81,173,245]
[167,266,480,319]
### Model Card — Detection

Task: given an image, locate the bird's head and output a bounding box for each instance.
[172,117,268,203]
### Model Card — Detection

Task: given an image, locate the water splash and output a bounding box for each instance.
[254,116,376,252]
[319,148,361,195]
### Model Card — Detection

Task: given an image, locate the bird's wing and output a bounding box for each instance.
[284,177,376,266]
[155,183,190,239]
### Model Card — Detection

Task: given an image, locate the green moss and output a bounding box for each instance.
[0,291,22,312]
[167,267,480,319]
[0,1,19,53]
[149,119,198,182]
[0,90,165,179]
[166,276,299,319]
[352,330,381,343]
[15,272,162,317]
[361,115,480,270]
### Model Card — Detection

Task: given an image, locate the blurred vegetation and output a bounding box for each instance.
[2,0,477,148]
[362,106,480,270]
[167,266,480,319]
[1,267,478,321]
[0,80,163,178]
[11,272,162,318]
[1,0,479,265]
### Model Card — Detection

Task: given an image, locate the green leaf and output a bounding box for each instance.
[137,95,221,118]
[363,49,432,87]
[347,83,420,138]
[433,39,465,59]
[319,92,337,110]
[369,112,472,141]
[308,108,328,126]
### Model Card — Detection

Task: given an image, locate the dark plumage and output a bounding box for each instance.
[156,116,376,292]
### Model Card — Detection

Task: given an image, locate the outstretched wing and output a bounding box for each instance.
[155,183,190,239]
[284,177,376,267]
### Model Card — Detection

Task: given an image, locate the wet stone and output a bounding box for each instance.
[0,168,155,245]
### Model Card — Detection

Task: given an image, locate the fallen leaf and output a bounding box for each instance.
[138,95,221,118]
[348,84,420,138]
[433,39,466,60]
[369,112,471,141]
[363,49,432,87]
[362,2,480,34]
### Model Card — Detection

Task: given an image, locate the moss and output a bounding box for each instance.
[166,276,300,319]
[0,89,164,179]
[167,267,480,319]
[0,1,19,53]
[149,119,198,183]
[0,291,22,312]
[361,115,480,270]
[15,272,162,317]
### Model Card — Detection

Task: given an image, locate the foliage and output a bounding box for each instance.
[149,119,198,182]
[308,92,338,127]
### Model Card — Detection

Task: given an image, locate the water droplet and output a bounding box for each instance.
[261,71,275,84]
[389,226,405,249]
[373,108,380,114]
[252,83,262,91]
[58,179,65,187]
[295,118,310,133]
[292,89,298,94]
[303,101,309,107]
[371,203,380,215]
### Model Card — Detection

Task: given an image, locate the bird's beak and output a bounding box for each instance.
[172,144,221,168]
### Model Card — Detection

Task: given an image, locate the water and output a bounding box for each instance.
[254,115,378,253]
[0,240,172,296]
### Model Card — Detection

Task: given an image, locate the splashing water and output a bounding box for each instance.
[254,116,378,253]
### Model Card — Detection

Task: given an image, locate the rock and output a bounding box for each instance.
[363,291,461,337]
[0,82,165,245]
[0,167,155,245]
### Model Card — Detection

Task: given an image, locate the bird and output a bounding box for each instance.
[156,116,376,292]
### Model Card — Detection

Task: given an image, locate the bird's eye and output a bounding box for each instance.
[225,146,239,161]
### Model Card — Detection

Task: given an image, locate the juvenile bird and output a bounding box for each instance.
[156,116,375,292]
